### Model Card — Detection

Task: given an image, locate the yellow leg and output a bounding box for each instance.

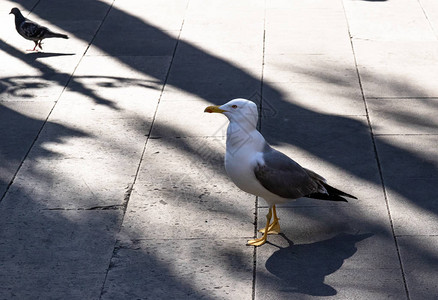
[247,208,272,247]
[259,205,281,235]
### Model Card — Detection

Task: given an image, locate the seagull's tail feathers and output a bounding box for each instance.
[45,31,69,39]
[305,182,357,202]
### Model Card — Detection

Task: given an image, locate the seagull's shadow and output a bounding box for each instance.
[264,233,373,296]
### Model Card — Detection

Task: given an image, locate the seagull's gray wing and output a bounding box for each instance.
[254,145,323,199]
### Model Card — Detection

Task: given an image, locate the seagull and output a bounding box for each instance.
[204,99,357,246]
[9,7,68,51]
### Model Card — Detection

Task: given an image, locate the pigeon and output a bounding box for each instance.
[9,7,68,51]
[205,99,357,246]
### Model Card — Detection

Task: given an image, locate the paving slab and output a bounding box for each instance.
[160,84,206,102]
[0,101,54,197]
[122,137,254,240]
[101,239,253,300]
[0,0,38,13]
[112,0,188,31]
[181,20,264,45]
[264,7,351,58]
[166,56,262,103]
[376,135,438,237]
[0,209,121,300]
[386,178,438,236]
[151,100,231,137]
[71,55,171,88]
[88,27,180,57]
[265,4,347,30]
[6,155,134,210]
[6,71,159,210]
[354,40,438,98]
[264,29,352,57]
[62,55,169,112]
[51,91,159,127]
[376,135,438,180]
[86,5,180,57]
[344,0,436,42]
[6,115,149,210]
[262,81,365,116]
[420,0,438,36]
[255,206,406,299]
[172,43,264,70]
[135,137,228,184]
[367,98,438,135]
[176,40,264,70]
[263,54,359,84]
[31,0,111,22]
[398,236,438,300]
[185,0,265,20]
[265,0,345,10]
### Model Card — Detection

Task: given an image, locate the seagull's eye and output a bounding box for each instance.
[231,105,238,109]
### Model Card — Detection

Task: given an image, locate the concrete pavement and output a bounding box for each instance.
[1,0,438,299]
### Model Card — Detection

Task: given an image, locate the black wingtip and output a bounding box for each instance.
[305,193,350,202]
[305,183,357,202]
[325,183,358,200]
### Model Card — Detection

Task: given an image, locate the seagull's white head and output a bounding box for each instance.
[204,98,259,129]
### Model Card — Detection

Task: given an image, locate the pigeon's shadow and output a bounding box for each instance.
[264,233,373,296]
[24,52,75,58]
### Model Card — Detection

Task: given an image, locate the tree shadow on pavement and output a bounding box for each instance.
[0,104,87,198]
[0,40,120,108]
[1,0,438,298]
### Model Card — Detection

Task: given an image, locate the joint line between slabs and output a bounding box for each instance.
[252,3,267,299]
[96,2,128,298]
[341,2,410,299]
[98,3,190,298]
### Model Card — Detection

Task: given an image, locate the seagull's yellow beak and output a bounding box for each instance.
[204,105,226,114]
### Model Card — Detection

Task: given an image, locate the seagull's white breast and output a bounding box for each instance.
[224,126,287,205]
